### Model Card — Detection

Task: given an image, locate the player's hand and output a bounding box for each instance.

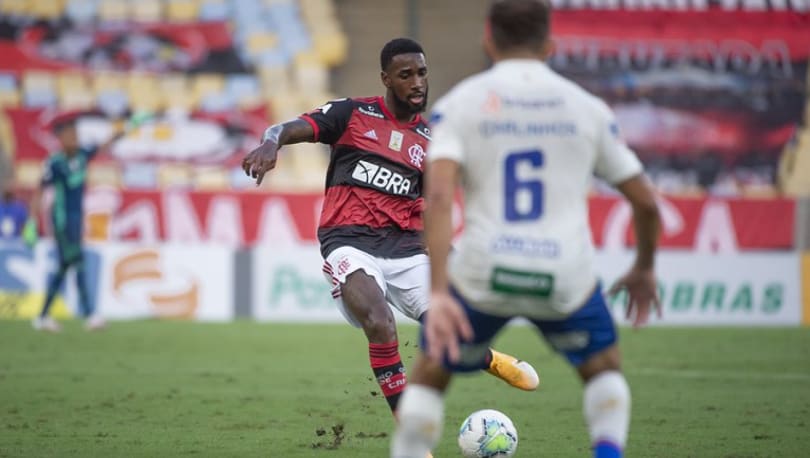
[424,290,474,364]
[22,219,38,248]
[241,141,279,186]
[608,267,660,328]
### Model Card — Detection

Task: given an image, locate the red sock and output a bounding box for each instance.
[369,341,407,414]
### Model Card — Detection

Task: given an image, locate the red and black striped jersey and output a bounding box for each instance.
[299,96,431,258]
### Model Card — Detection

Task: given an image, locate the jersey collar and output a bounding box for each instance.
[494,59,551,72]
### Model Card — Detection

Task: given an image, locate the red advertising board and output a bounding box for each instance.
[73,189,794,251]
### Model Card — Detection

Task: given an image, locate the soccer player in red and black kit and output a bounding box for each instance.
[242,38,539,419]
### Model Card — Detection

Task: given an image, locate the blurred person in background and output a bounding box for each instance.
[0,186,28,240]
[390,1,660,457]
[27,116,127,332]
[242,38,539,436]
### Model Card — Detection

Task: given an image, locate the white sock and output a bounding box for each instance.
[391,384,444,458]
[583,371,631,449]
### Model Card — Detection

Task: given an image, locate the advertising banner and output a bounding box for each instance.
[76,189,794,251]
[95,243,233,321]
[597,252,801,326]
[0,241,83,319]
[549,4,810,188]
[251,243,802,326]
[251,244,410,324]
[0,241,233,321]
[6,105,267,164]
[0,21,235,76]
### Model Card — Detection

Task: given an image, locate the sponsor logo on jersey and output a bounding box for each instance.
[490,266,554,298]
[483,91,501,113]
[358,105,384,119]
[408,144,425,168]
[364,129,378,140]
[501,96,562,110]
[491,235,560,258]
[415,126,431,141]
[479,120,577,137]
[388,130,404,151]
[351,160,412,195]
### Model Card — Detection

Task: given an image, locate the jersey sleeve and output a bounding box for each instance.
[426,95,465,164]
[593,102,643,185]
[299,98,354,144]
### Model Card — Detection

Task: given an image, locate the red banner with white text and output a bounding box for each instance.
[549,4,810,193]
[69,189,795,251]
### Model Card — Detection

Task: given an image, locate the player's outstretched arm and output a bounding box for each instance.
[96,121,128,154]
[609,174,662,327]
[423,158,473,363]
[241,119,315,185]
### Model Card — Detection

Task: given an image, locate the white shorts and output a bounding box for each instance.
[322,246,429,328]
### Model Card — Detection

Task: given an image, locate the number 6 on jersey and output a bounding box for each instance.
[504,149,544,222]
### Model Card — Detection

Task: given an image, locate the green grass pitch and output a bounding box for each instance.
[1,321,809,457]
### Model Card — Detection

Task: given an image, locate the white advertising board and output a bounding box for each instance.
[95,243,234,321]
[0,241,233,321]
[252,243,411,324]
[252,244,801,326]
[596,251,801,326]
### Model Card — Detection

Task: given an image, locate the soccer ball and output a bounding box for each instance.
[457,409,518,457]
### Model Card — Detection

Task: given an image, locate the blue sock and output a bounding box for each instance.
[594,441,622,458]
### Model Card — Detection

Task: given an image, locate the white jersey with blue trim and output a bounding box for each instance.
[429,59,643,318]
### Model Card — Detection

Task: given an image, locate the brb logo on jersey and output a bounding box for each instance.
[407,144,425,168]
[351,160,412,195]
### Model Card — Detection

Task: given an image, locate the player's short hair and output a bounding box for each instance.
[380,38,425,71]
[488,0,551,52]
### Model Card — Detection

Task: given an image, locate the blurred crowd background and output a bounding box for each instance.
[0,0,808,242]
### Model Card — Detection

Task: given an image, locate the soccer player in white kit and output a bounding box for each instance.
[390,1,661,457]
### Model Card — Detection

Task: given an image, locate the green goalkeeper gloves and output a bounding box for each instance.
[22,219,38,248]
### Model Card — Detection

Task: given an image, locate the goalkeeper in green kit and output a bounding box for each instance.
[24,113,147,332]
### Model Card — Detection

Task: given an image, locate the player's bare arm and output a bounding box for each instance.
[423,158,473,364]
[242,118,315,185]
[609,174,662,327]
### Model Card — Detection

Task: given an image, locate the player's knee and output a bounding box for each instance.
[361,307,397,342]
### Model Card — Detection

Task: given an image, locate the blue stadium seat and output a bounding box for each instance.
[199,92,235,112]
[258,49,291,67]
[65,0,98,24]
[282,30,311,55]
[199,0,230,21]
[226,74,260,100]
[24,89,57,108]
[96,90,130,118]
[0,73,16,91]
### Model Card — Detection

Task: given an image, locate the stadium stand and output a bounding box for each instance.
[0,0,806,196]
[0,0,346,192]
